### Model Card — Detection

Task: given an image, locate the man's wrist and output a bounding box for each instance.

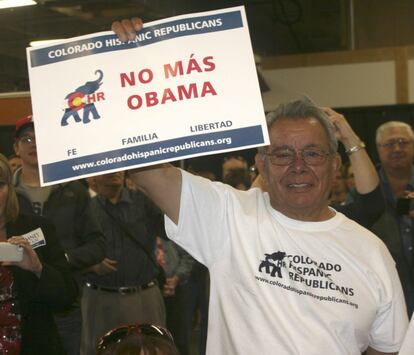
[345,141,366,155]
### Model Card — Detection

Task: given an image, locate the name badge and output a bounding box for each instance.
[23,228,46,249]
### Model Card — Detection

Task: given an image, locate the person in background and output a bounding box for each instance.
[221,155,248,181]
[125,170,141,192]
[330,168,348,205]
[13,115,105,355]
[408,191,414,220]
[82,171,166,355]
[372,121,414,316]
[0,153,78,354]
[86,176,97,198]
[156,236,195,355]
[223,167,251,190]
[344,161,356,191]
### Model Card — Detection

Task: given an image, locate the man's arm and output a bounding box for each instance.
[64,184,105,270]
[366,347,397,355]
[111,19,183,224]
[129,164,182,224]
[321,107,379,194]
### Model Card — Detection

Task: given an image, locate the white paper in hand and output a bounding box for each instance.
[22,228,46,249]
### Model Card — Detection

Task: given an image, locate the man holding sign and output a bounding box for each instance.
[112,20,411,353]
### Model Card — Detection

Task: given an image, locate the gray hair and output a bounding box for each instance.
[375,121,414,144]
[258,97,338,154]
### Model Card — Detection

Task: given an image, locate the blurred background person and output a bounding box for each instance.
[372,120,414,316]
[13,115,105,355]
[0,153,78,354]
[330,167,348,205]
[85,176,97,198]
[223,167,251,191]
[155,236,194,355]
[82,171,166,355]
[344,161,356,191]
[221,155,248,181]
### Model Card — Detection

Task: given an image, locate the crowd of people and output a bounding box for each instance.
[0,15,413,355]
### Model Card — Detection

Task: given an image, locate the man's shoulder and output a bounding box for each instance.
[126,188,161,213]
[340,212,392,253]
[62,180,88,192]
[54,180,89,198]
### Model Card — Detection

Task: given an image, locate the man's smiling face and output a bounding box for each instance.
[256,116,340,221]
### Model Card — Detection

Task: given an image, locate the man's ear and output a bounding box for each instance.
[255,153,265,176]
[334,153,342,175]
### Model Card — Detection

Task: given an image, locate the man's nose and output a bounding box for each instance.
[392,143,403,152]
[291,151,308,171]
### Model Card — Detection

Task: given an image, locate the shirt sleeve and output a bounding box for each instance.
[164,170,233,266]
[368,243,409,352]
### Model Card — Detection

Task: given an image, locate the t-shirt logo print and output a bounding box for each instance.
[258,251,286,278]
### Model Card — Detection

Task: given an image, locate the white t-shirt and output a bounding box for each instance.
[165,170,408,355]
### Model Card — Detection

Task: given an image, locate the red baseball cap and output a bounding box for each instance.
[15,115,34,138]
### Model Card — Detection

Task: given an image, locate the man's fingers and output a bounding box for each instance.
[405,191,414,199]
[104,258,118,265]
[111,20,137,42]
[121,19,138,41]
[111,21,129,42]
[131,17,143,31]
[102,261,117,271]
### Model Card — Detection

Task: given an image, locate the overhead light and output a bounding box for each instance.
[0,0,37,9]
[30,39,64,47]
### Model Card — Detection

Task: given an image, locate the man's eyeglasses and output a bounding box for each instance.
[378,138,413,150]
[18,136,36,145]
[96,324,174,354]
[263,148,332,166]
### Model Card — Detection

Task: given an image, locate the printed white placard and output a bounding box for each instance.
[27,6,268,186]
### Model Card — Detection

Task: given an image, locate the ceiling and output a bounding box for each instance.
[0,0,350,93]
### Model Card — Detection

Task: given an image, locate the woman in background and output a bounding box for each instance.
[0,153,78,354]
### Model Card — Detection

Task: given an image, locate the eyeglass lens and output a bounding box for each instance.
[266,148,329,166]
[381,138,412,149]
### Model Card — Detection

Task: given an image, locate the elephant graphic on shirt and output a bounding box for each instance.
[258,251,286,278]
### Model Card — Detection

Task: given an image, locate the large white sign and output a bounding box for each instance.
[27,6,268,186]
